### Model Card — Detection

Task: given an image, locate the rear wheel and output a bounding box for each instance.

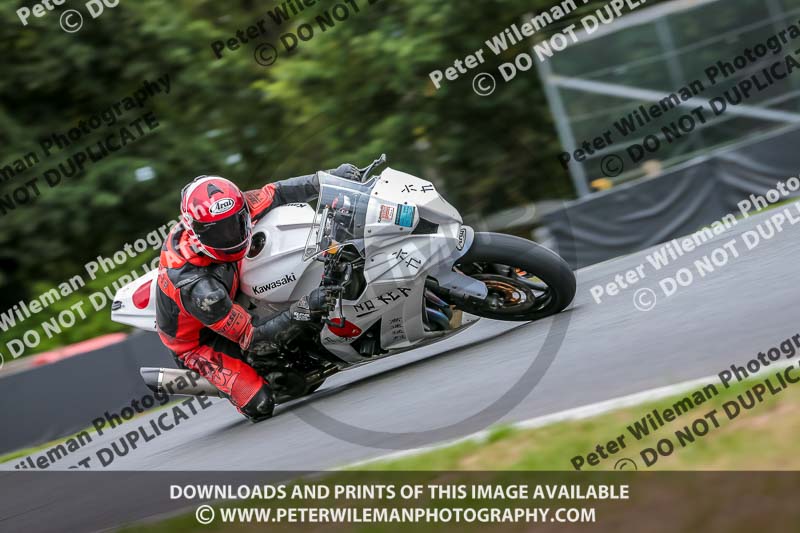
[453,232,575,321]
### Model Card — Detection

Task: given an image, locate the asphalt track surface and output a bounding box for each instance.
[2,207,799,531]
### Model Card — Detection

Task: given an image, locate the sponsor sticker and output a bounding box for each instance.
[378,204,395,222]
[395,204,416,228]
[293,311,311,322]
[457,227,467,250]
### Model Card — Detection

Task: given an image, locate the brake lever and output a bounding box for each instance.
[323,290,346,328]
[358,153,387,183]
[321,256,352,328]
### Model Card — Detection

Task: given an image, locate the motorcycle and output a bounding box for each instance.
[111,155,576,403]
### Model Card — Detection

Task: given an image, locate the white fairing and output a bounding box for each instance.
[111,167,480,366]
[110,268,159,331]
[238,204,324,317]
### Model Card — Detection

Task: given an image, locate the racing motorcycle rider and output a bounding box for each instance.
[155,164,361,422]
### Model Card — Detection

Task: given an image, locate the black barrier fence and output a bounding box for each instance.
[0,331,175,455]
[1,471,800,532]
[544,125,800,269]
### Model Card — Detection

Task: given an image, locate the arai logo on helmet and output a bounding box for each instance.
[209,198,236,216]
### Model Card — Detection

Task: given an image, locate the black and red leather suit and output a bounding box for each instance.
[155,174,319,420]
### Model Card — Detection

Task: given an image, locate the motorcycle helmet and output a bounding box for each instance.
[180,176,252,262]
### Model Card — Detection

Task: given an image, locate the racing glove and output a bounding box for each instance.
[328,163,362,181]
[289,287,336,323]
[244,287,334,354]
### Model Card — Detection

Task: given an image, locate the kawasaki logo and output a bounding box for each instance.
[253,273,297,294]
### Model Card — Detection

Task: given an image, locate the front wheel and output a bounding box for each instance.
[453,232,576,321]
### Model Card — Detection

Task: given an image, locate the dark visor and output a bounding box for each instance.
[193,207,250,250]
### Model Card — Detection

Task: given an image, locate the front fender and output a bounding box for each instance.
[428,225,486,299]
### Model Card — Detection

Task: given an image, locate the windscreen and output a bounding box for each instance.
[304,172,374,260]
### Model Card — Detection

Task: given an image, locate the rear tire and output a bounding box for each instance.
[455,232,576,321]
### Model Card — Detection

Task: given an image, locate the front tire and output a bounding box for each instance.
[454,232,576,321]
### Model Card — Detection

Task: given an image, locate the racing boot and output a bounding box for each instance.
[239,383,275,422]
